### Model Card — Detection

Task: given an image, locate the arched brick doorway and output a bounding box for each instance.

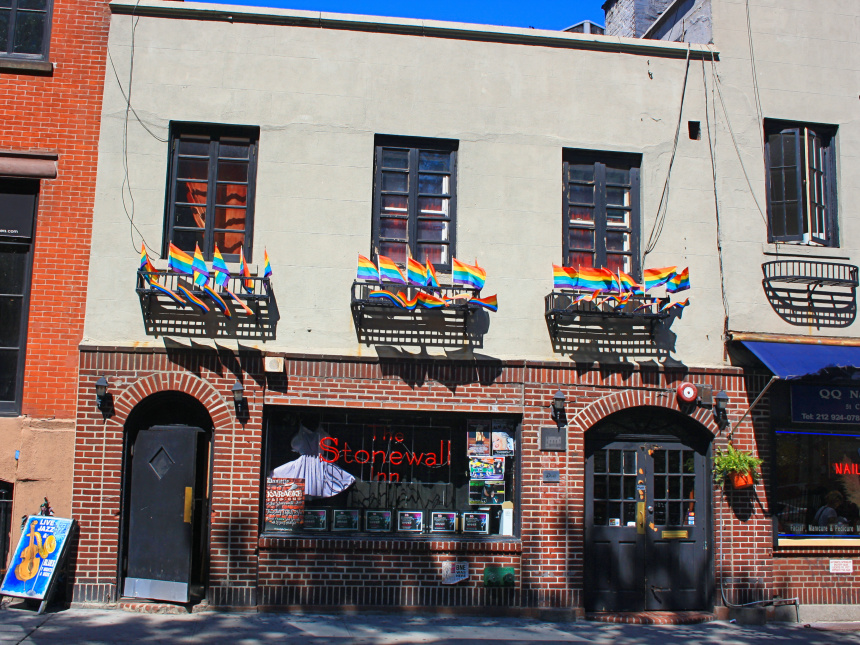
[583,406,714,613]
[119,391,214,604]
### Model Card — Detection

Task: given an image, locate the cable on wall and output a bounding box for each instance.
[642,44,691,261]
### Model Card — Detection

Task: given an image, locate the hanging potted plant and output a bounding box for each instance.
[713,444,762,489]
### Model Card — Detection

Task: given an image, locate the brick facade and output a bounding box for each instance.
[71,345,780,611]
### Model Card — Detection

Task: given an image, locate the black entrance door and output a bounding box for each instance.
[124,425,201,603]
[585,432,711,611]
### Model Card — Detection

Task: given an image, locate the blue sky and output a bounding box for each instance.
[194,1,606,31]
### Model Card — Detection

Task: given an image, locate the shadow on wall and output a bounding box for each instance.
[547,311,683,366]
[162,339,265,389]
[375,349,504,391]
[353,306,490,349]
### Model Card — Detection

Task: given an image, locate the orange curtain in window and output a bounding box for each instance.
[186,182,208,228]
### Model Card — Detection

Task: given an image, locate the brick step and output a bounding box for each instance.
[585,611,716,625]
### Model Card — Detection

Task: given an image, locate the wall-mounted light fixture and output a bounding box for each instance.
[94,376,113,418]
[714,390,730,430]
[232,380,248,420]
[550,389,566,429]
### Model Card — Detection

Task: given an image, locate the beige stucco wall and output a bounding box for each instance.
[82,0,859,368]
[0,417,75,566]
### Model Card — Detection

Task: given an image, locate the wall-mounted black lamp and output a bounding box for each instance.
[714,390,730,430]
[94,376,113,418]
[550,389,567,429]
[232,380,248,420]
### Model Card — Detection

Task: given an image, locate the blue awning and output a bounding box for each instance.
[742,341,860,380]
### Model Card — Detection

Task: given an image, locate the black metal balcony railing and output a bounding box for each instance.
[135,269,276,339]
[350,281,490,348]
[761,260,858,329]
[544,290,670,336]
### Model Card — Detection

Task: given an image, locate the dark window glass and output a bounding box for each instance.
[372,137,457,271]
[165,125,258,262]
[0,241,33,413]
[776,431,860,538]
[263,408,518,537]
[1,0,51,60]
[765,121,837,247]
[563,151,640,277]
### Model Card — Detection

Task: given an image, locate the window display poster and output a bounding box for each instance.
[469,480,505,505]
[431,512,458,532]
[1,516,74,600]
[467,420,491,456]
[398,511,424,532]
[332,509,360,531]
[491,420,515,456]
[264,478,305,532]
[462,512,490,534]
[469,456,505,480]
[365,510,392,532]
[303,509,327,530]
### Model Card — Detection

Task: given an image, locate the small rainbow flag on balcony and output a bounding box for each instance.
[576,267,613,291]
[452,258,486,290]
[660,297,690,312]
[617,270,643,295]
[553,265,578,290]
[356,254,379,282]
[139,243,157,279]
[212,245,230,288]
[193,243,210,287]
[470,294,498,312]
[666,267,690,293]
[224,286,254,316]
[417,291,446,308]
[643,266,677,291]
[239,247,254,293]
[398,292,420,310]
[150,279,186,306]
[168,242,194,276]
[369,289,405,306]
[426,260,440,289]
[177,283,210,313]
[202,283,231,318]
[263,249,273,278]
[377,255,406,284]
[407,257,428,286]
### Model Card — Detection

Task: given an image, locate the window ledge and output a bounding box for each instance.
[762,242,848,261]
[259,535,522,553]
[0,58,53,75]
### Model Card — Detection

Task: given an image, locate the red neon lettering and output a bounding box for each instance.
[319,437,339,463]
[343,443,354,464]
[355,450,370,464]
[372,450,387,464]
[389,451,403,465]
[406,451,424,466]
[834,463,860,475]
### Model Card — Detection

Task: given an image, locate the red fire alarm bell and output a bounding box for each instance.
[677,382,698,403]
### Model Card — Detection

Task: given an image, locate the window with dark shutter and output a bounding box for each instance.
[0,0,53,61]
[765,120,838,247]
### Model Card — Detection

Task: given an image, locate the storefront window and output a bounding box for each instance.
[775,430,860,537]
[262,408,518,537]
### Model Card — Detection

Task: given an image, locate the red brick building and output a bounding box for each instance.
[0,0,110,565]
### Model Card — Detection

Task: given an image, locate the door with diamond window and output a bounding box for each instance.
[585,436,711,611]
[124,425,201,603]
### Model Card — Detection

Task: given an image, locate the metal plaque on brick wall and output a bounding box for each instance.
[540,426,566,451]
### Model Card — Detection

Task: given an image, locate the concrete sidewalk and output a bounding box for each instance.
[1,605,859,645]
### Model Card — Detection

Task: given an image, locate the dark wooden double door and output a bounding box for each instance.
[584,432,712,612]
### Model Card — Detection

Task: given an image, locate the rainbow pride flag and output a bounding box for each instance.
[193,243,210,287]
[666,267,690,293]
[644,266,677,291]
[397,292,419,310]
[356,254,379,282]
[202,283,231,318]
[369,289,405,307]
[407,257,428,286]
[168,242,194,276]
[617,270,643,295]
[577,267,613,291]
[224,286,254,315]
[239,247,254,294]
[633,299,657,313]
[212,245,230,288]
[150,279,186,306]
[426,261,440,289]
[139,243,157,279]
[553,265,578,290]
[417,291,446,308]
[177,283,210,313]
[377,255,406,284]
[263,249,273,278]
[452,258,486,290]
[470,294,498,312]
